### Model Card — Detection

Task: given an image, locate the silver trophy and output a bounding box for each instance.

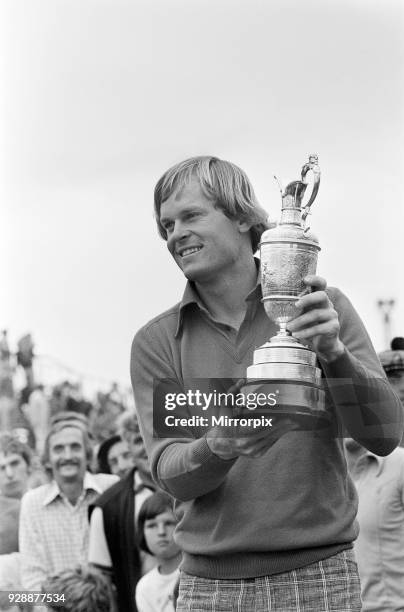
[244,155,326,417]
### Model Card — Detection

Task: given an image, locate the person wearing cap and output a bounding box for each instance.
[344,337,404,611]
[19,421,117,591]
[96,434,136,479]
[379,336,404,410]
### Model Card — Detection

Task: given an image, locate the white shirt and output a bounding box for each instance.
[350,447,404,611]
[19,472,117,590]
[136,566,179,612]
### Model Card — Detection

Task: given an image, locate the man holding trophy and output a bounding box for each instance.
[131,155,403,611]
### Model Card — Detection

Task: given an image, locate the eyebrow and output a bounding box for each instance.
[160,204,206,225]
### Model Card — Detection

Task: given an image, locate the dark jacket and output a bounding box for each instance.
[90,468,152,612]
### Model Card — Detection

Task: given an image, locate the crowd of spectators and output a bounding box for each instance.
[0,331,182,612]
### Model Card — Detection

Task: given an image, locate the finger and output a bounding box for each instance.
[294,290,330,313]
[208,423,269,442]
[226,378,247,396]
[303,275,327,291]
[287,308,337,332]
[236,417,299,442]
[292,320,340,340]
[234,423,275,439]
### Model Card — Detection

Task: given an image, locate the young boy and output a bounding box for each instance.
[136,492,182,612]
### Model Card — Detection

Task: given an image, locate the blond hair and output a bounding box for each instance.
[154,156,269,252]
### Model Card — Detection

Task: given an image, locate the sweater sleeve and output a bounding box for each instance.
[321,288,403,455]
[130,323,237,502]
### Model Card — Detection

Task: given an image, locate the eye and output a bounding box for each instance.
[162,220,174,233]
[145,521,157,529]
[184,211,200,221]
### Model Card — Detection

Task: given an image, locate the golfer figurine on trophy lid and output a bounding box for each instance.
[242,154,328,421]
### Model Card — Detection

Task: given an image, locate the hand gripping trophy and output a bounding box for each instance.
[243,154,326,419]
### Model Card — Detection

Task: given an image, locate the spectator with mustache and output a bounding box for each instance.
[18,420,117,590]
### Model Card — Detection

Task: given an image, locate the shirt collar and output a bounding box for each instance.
[175,257,262,337]
[43,471,103,506]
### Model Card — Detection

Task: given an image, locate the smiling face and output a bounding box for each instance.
[144,509,180,560]
[0,452,30,499]
[159,177,252,285]
[48,426,87,486]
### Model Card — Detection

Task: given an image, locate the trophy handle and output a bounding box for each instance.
[301,154,320,221]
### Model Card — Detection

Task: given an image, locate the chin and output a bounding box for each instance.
[182,264,214,283]
[183,269,200,282]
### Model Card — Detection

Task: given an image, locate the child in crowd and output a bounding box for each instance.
[136,491,182,612]
[42,565,112,612]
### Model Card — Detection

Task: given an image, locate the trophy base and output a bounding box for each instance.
[244,331,329,420]
[241,380,326,416]
[247,362,322,385]
[240,380,330,430]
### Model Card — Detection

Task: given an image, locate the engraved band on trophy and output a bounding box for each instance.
[243,154,326,417]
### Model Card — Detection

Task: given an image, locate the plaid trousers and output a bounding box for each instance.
[176,550,362,612]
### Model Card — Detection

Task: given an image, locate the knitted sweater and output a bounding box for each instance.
[130,282,403,579]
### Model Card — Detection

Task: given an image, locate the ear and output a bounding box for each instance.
[237,219,253,234]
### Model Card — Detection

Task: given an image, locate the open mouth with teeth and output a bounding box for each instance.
[179,246,203,258]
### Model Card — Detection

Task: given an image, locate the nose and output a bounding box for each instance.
[167,220,190,252]
[157,522,167,537]
[5,465,14,479]
[117,456,127,474]
[61,446,73,460]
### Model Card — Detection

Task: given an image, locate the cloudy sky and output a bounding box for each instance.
[1,0,403,392]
